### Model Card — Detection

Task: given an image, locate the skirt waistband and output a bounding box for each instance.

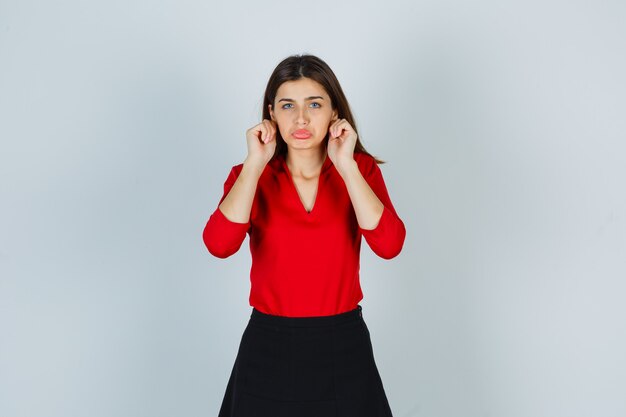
[250,305,363,328]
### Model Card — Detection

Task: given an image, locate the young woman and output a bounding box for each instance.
[203,54,406,417]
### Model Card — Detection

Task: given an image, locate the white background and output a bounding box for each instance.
[1,1,625,416]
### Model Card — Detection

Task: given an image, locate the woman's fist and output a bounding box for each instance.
[245,119,277,168]
[327,118,357,173]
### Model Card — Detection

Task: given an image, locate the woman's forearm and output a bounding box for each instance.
[338,160,384,230]
[218,158,265,223]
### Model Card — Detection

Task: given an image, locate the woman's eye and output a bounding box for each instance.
[281,102,320,109]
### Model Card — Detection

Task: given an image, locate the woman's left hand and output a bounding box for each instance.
[327,118,357,174]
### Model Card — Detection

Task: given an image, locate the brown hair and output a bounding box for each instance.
[262,54,384,164]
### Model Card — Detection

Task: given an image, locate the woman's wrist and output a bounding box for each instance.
[335,158,358,179]
[242,156,267,178]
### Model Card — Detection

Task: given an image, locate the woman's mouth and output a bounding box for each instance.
[292,129,312,139]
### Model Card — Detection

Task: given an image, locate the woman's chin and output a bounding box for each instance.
[286,138,325,151]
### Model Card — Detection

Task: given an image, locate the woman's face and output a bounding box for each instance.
[269,77,338,152]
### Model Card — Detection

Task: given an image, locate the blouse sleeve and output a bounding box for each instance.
[202,165,250,258]
[358,155,406,259]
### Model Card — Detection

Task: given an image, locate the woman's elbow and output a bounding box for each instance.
[204,240,237,259]
[202,226,240,259]
[376,242,404,259]
[376,223,406,260]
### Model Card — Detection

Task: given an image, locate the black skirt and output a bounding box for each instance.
[218,305,394,417]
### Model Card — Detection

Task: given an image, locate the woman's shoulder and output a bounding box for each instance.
[353,151,379,176]
[353,151,376,164]
[223,162,244,181]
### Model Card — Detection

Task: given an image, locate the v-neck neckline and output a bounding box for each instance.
[281,153,332,215]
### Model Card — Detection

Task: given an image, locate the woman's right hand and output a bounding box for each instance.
[245,119,277,170]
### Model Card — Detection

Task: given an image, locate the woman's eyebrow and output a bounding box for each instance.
[278,96,325,102]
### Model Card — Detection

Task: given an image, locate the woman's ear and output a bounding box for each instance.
[332,109,338,121]
[268,104,275,121]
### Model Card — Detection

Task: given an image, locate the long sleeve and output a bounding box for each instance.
[202,165,250,258]
[357,156,406,259]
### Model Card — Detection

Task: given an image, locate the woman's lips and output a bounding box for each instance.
[292,129,312,139]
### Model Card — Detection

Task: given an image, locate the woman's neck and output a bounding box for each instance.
[285,148,327,179]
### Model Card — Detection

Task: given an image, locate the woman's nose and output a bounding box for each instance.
[295,108,309,124]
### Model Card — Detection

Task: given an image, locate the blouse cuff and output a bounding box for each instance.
[359,206,406,259]
[214,205,250,228]
[203,207,250,258]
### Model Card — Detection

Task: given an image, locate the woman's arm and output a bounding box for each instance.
[338,159,385,230]
[338,155,406,259]
[218,158,265,223]
[202,158,264,258]
[202,167,250,259]
[203,119,277,258]
[219,117,276,222]
[327,118,405,260]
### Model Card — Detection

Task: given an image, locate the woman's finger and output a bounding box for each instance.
[259,123,268,143]
[265,119,274,142]
[263,119,273,143]
[265,120,274,143]
[265,119,275,142]
[329,120,338,138]
[330,119,346,138]
[247,124,263,142]
[258,121,266,143]
[270,120,278,140]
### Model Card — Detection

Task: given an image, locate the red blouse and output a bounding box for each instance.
[202,151,406,317]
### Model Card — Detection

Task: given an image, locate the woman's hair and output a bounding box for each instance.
[262,54,384,164]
